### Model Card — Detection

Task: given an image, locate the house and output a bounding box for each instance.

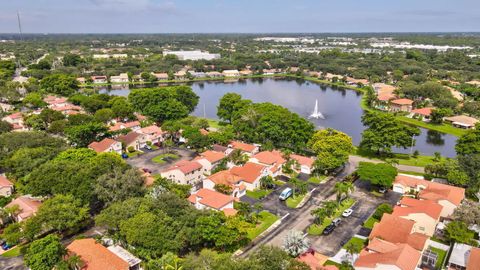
[390,98,414,112]
[91,75,108,84]
[444,115,479,129]
[228,141,259,156]
[118,132,148,151]
[0,176,14,197]
[5,196,42,222]
[76,77,86,84]
[222,70,240,77]
[369,213,429,251]
[174,70,187,80]
[194,150,227,173]
[410,107,433,121]
[203,170,246,198]
[393,175,465,218]
[109,121,141,132]
[447,243,480,270]
[137,125,165,144]
[250,150,286,176]
[2,112,23,126]
[239,70,253,76]
[152,72,169,80]
[206,71,223,78]
[230,162,269,191]
[392,197,442,236]
[354,238,421,270]
[212,144,233,155]
[0,102,14,112]
[44,96,69,108]
[373,83,397,102]
[346,77,369,87]
[110,73,129,83]
[296,250,329,270]
[51,104,82,115]
[290,154,315,174]
[88,138,122,154]
[188,188,236,216]
[160,160,204,186]
[67,238,141,270]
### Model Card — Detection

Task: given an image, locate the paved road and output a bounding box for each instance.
[0,256,26,270]
[125,147,196,174]
[349,155,425,173]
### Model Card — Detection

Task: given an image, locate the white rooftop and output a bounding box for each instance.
[107,245,142,267]
[449,243,473,267]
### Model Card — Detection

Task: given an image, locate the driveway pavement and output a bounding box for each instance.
[125,147,196,174]
[0,256,26,270]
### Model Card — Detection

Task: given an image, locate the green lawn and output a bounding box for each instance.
[343,237,368,249]
[1,247,21,258]
[397,116,467,137]
[308,198,355,235]
[355,149,446,168]
[126,151,142,158]
[323,260,342,267]
[398,170,425,177]
[246,189,272,200]
[274,180,286,186]
[308,175,327,184]
[247,211,279,240]
[286,194,306,208]
[430,247,447,270]
[206,119,223,129]
[152,153,180,164]
[363,216,379,229]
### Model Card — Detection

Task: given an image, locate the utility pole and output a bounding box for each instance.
[17,10,23,41]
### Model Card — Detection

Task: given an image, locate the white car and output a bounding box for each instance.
[342,208,353,217]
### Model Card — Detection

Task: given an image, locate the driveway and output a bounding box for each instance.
[125,147,196,174]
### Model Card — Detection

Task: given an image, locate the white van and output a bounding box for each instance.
[279,187,293,201]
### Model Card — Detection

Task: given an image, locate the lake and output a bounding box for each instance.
[97,78,458,157]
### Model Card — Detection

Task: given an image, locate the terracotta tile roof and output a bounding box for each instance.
[222,208,238,216]
[229,141,257,153]
[444,115,479,127]
[163,160,202,174]
[109,121,140,132]
[67,238,129,270]
[196,150,226,164]
[188,188,233,210]
[118,131,141,145]
[467,247,480,270]
[230,162,266,183]
[355,241,421,270]
[208,170,243,186]
[411,107,433,117]
[395,175,465,206]
[199,128,209,135]
[7,112,23,119]
[391,98,414,105]
[0,175,13,187]
[366,238,401,254]
[370,213,428,251]
[393,197,443,220]
[138,125,163,134]
[5,196,42,220]
[212,144,228,153]
[253,150,285,165]
[88,138,119,153]
[290,154,314,168]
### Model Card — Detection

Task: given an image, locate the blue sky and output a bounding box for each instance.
[1,0,479,33]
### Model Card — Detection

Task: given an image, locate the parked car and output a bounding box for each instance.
[332,218,342,226]
[323,224,335,235]
[142,168,152,174]
[121,153,128,159]
[342,209,353,217]
[378,187,387,194]
[2,242,12,250]
[279,188,293,201]
[144,145,152,150]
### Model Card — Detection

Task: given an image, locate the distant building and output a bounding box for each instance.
[160,160,205,186]
[88,138,122,154]
[163,50,220,61]
[110,73,129,83]
[91,75,108,84]
[222,70,240,77]
[5,196,42,222]
[390,98,414,112]
[444,115,479,129]
[0,175,14,197]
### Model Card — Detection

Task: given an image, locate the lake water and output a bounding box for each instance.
[97,78,458,157]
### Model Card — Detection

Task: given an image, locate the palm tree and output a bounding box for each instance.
[311,207,328,225]
[334,182,354,203]
[259,176,274,190]
[323,200,338,217]
[229,149,248,165]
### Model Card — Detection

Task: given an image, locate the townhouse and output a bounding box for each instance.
[160,160,205,186]
[5,196,42,222]
[230,162,269,191]
[188,188,237,216]
[392,197,443,237]
[203,170,246,198]
[110,73,129,83]
[0,175,14,197]
[109,120,141,132]
[136,125,165,145]
[228,141,259,156]
[88,138,123,154]
[194,150,227,173]
[118,132,148,152]
[250,150,286,177]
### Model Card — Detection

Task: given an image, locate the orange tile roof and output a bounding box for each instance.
[393,197,443,220]
[355,241,421,270]
[391,98,414,105]
[118,131,141,145]
[138,125,164,136]
[67,238,129,270]
[229,141,256,153]
[207,170,244,187]
[163,160,202,174]
[188,188,234,210]
[411,107,433,116]
[253,150,286,165]
[7,112,23,119]
[230,162,266,183]
[395,175,465,206]
[467,247,480,270]
[370,213,428,251]
[196,150,226,164]
[366,238,400,254]
[290,154,314,167]
[88,138,119,153]
[109,121,140,132]
[199,128,209,135]
[5,196,42,220]
[296,251,323,270]
[0,175,13,187]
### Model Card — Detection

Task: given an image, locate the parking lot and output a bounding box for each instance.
[125,147,196,174]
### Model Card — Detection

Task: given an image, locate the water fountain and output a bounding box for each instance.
[309,99,325,119]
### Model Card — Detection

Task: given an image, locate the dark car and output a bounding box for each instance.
[2,242,12,250]
[142,168,152,174]
[323,224,335,235]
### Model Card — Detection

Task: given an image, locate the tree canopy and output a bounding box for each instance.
[356,162,398,188]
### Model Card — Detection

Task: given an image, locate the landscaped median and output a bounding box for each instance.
[308,198,356,235]
[246,211,279,240]
[308,175,328,184]
[246,189,272,200]
[286,193,307,208]
[151,153,180,164]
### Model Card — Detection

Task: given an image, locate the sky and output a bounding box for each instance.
[0,0,479,33]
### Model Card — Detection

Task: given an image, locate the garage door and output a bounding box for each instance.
[393,185,404,194]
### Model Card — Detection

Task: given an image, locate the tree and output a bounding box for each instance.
[217,93,251,123]
[94,108,115,123]
[0,131,67,161]
[3,146,61,179]
[444,221,475,244]
[372,203,393,220]
[446,169,469,186]
[175,85,200,113]
[65,122,107,147]
[282,230,310,257]
[63,53,82,67]
[0,222,22,245]
[24,234,66,270]
[289,178,307,196]
[259,176,275,190]
[144,99,189,123]
[334,182,354,202]
[311,207,328,225]
[23,92,47,108]
[40,74,79,96]
[0,120,12,134]
[356,162,397,188]
[229,149,249,165]
[433,152,442,162]
[430,108,453,124]
[309,129,355,174]
[215,183,233,195]
[452,201,480,227]
[94,167,146,205]
[360,111,419,155]
[344,240,363,262]
[110,97,135,120]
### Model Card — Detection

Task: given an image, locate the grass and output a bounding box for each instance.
[286,193,306,208]
[398,170,425,177]
[274,180,286,186]
[206,119,222,129]
[308,198,355,235]
[246,211,279,240]
[323,260,342,267]
[308,175,327,184]
[246,189,272,200]
[363,216,379,229]
[152,153,180,164]
[397,116,467,137]
[355,148,446,168]
[343,237,368,249]
[430,247,447,270]
[370,190,384,197]
[1,247,21,258]
[126,151,142,158]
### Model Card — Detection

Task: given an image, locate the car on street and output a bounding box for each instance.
[342,208,353,217]
[378,187,387,194]
[279,188,293,201]
[332,218,342,226]
[323,224,335,235]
